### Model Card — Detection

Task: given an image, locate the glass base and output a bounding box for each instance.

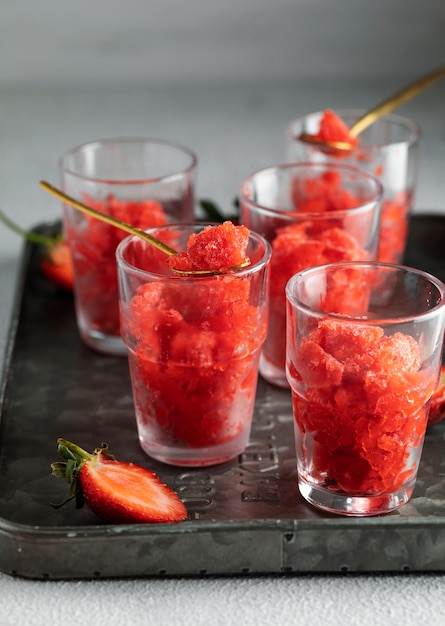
[80,328,128,356]
[298,477,414,517]
[259,353,289,388]
[138,429,251,467]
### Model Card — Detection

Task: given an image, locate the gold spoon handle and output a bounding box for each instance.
[39,180,178,257]
[349,65,445,138]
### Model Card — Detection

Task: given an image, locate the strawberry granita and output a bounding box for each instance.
[267,222,368,376]
[117,222,271,467]
[60,137,197,355]
[240,162,382,387]
[314,110,413,264]
[286,262,445,516]
[290,321,430,493]
[65,194,168,347]
[286,109,420,265]
[305,109,358,149]
[377,192,412,264]
[168,221,250,273]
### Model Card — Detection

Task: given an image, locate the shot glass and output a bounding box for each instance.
[286,261,445,516]
[60,137,197,355]
[286,109,420,264]
[116,223,271,467]
[240,162,383,388]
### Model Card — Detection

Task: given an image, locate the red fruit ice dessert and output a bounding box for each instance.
[376,191,411,265]
[290,170,361,214]
[307,109,411,264]
[168,220,250,273]
[307,109,358,150]
[65,194,167,338]
[119,222,269,466]
[264,171,370,379]
[287,318,437,498]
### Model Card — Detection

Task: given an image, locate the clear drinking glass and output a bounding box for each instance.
[59,137,197,355]
[286,109,420,265]
[286,261,445,516]
[240,162,383,388]
[116,223,271,467]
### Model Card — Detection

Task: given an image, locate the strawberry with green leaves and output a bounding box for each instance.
[0,208,74,290]
[51,439,187,524]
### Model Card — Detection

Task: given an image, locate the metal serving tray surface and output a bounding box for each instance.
[1,215,445,580]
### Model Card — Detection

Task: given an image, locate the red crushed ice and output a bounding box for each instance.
[120,220,263,448]
[309,109,358,148]
[305,110,411,264]
[65,194,168,335]
[168,221,250,273]
[289,318,436,494]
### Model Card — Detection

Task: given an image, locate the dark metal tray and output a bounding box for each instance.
[1,215,445,580]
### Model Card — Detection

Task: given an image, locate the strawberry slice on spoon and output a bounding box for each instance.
[51,438,188,524]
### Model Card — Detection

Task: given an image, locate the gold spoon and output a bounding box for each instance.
[299,64,445,151]
[39,181,250,275]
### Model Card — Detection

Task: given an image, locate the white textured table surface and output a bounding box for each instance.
[1,81,445,626]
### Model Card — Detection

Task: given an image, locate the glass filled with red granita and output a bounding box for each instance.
[116,221,271,467]
[240,162,383,388]
[286,110,420,265]
[286,261,445,516]
[59,137,197,355]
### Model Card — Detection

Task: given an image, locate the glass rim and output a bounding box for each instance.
[116,222,272,281]
[59,136,198,185]
[286,108,421,151]
[286,260,445,324]
[239,161,384,219]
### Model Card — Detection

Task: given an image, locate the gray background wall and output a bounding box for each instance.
[2,0,444,86]
[0,0,444,239]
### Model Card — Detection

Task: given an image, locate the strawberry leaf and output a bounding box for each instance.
[198,197,239,224]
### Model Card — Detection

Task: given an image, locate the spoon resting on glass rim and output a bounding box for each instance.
[39,181,251,276]
[298,64,445,151]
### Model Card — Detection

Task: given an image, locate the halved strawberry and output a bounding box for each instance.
[51,438,188,524]
[428,365,445,426]
[0,208,74,290]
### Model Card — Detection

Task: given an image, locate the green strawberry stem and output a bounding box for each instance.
[57,438,92,463]
[0,207,59,247]
[51,439,111,509]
